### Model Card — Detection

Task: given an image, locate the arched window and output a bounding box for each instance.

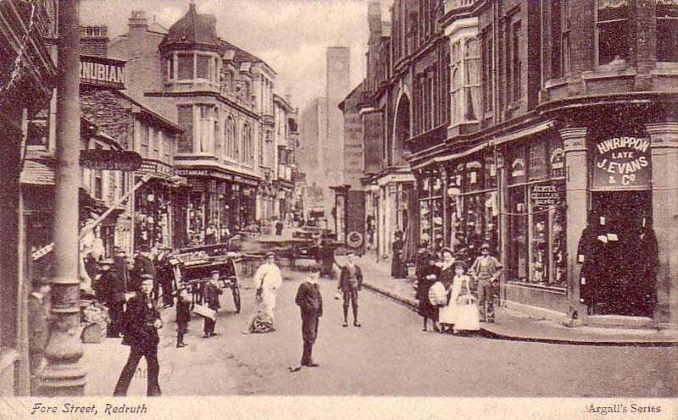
[243,123,253,165]
[225,116,237,160]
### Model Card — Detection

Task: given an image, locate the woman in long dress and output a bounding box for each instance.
[416,251,441,332]
[437,248,456,333]
[247,252,283,333]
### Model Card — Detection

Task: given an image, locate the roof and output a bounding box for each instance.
[338,81,365,110]
[116,91,184,133]
[159,3,222,54]
[21,159,55,186]
[220,40,263,64]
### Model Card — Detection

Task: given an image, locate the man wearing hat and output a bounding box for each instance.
[95,258,125,338]
[131,246,156,293]
[203,270,223,338]
[290,264,323,372]
[114,274,162,396]
[28,274,50,394]
[470,243,503,322]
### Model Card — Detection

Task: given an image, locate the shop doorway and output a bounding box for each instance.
[587,190,656,317]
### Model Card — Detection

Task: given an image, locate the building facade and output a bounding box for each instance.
[107,5,291,242]
[351,0,678,328]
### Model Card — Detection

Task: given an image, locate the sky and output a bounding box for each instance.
[80,0,392,109]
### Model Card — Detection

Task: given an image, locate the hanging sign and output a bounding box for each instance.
[80,55,126,89]
[80,149,142,171]
[592,136,651,190]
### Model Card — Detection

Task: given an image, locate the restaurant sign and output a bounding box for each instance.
[80,55,126,89]
[592,136,651,190]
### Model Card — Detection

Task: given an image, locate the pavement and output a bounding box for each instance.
[354,253,678,347]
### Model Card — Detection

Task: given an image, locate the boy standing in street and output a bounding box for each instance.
[291,264,323,372]
[338,251,363,327]
[203,270,223,338]
[175,288,191,348]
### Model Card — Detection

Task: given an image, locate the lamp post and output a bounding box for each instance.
[39,0,86,396]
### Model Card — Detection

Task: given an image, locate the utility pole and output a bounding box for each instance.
[39,0,86,396]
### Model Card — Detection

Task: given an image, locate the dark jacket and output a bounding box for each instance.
[204,281,223,310]
[176,299,191,325]
[295,281,323,317]
[95,270,124,306]
[338,264,363,292]
[121,293,161,348]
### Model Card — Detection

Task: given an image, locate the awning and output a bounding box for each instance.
[20,160,55,185]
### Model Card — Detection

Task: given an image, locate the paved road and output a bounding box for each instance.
[86,269,677,397]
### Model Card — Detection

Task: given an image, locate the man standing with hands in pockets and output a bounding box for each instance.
[290,264,323,372]
[470,243,503,323]
[338,251,363,327]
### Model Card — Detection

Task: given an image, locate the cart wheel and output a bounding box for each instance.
[233,287,241,313]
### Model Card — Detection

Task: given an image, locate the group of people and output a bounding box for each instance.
[415,243,503,334]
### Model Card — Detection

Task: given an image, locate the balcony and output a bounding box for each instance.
[444,0,476,14]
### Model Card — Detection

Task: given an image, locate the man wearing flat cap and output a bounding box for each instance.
[203,270,223,338]
[470,243,503,323]
[114,274,162,396]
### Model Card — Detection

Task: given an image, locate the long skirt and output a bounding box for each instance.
[438,300,456,325]
[417,280,439,319]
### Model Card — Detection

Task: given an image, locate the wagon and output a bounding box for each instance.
[173,246,241,313]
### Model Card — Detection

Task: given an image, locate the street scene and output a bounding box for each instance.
[0,0,677,416]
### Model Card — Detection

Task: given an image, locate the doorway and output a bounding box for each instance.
[588,190,655,317]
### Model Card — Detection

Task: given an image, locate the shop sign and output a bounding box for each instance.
[80,149,142,171]
[592,136,651,190]
[138,159,173,177]
[80,55,126,89]
[531,184,560,208]
[550,147,565,178]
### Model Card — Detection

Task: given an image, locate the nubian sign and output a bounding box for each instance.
[592,136,651,190]
[80,55,126,89]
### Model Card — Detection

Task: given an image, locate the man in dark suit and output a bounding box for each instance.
[290,264,323,372]
[338,251,363,327]
[113,274,162,397]
[131,246,156,293]
[95,258,125,338]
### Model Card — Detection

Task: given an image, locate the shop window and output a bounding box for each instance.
[177,53,193,80]
[596,0,629,66]
[505,138,567,288]
[657,0,678,62]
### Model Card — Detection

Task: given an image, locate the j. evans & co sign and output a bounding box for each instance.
[80,55,126,89]
[592,136,651,190]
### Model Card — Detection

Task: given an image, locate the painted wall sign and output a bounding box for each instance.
[80,55,126,89]
[531,184,561,208]
[592,136,651,190]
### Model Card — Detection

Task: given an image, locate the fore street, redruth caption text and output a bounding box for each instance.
[30,402,148,416]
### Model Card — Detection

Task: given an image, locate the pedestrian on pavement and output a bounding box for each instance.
[417,251,441,332]
[28,274,51,395]
[203,270,223,338]
[156,247,175,308]
[113,247,130,293]
[437,248,456,333]
[175,288,191,348]
[114,274,162,397]
[470,243,503,323]
[247,252,283,333]
[290,264,323,372]
[95,258,125,338]
[338,250,363,327]
[391,230,406,278]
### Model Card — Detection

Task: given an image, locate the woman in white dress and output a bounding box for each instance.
[437,248,456,332]
[248,252,283,333]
